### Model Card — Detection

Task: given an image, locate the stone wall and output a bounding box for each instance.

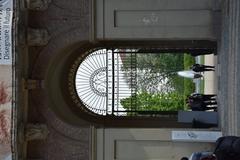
[26,0,91,159]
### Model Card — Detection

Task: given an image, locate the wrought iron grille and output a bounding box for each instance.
[75,48,184,116]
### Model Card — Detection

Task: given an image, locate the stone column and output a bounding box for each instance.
[219,0,240,135]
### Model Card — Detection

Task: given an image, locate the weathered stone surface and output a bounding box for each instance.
[0,82,11,105]
[23,79,44,90]
[0,110,11,144]
[25,124,49,141]
[27,28,50,46]
[26,0,52,11]
[27,96,90,159]
[218,0,240,136]
[26,0,91,159]
[0,66,12,159]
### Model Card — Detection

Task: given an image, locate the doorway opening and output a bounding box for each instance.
[74,48,214,118]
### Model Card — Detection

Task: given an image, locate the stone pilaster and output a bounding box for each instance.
[219,0,240,135]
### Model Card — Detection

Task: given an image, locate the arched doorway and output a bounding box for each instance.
[74,48,186,116]
[61,42,217,127]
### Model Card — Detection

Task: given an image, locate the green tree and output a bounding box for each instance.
[120,92,185,114]
[122,53,184,93]
[120,52,195,113]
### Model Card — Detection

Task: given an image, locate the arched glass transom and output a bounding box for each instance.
[75,48,192,116]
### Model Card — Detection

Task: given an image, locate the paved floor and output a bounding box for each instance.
[203,49,240,136]
[203,55,216,94]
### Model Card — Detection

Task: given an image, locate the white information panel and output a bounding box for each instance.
[0,0,13,65]
[172,131,222,142]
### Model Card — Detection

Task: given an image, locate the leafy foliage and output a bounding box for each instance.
[120,52,195,112]
[122,53,184,93]
[120,92,185,112]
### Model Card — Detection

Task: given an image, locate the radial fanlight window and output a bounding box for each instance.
[75,49,107,115]
[75,48,187,116]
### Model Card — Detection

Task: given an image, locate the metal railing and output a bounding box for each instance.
[75,48,184,116]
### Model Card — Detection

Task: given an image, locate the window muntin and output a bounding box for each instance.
[75,48,187,116]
